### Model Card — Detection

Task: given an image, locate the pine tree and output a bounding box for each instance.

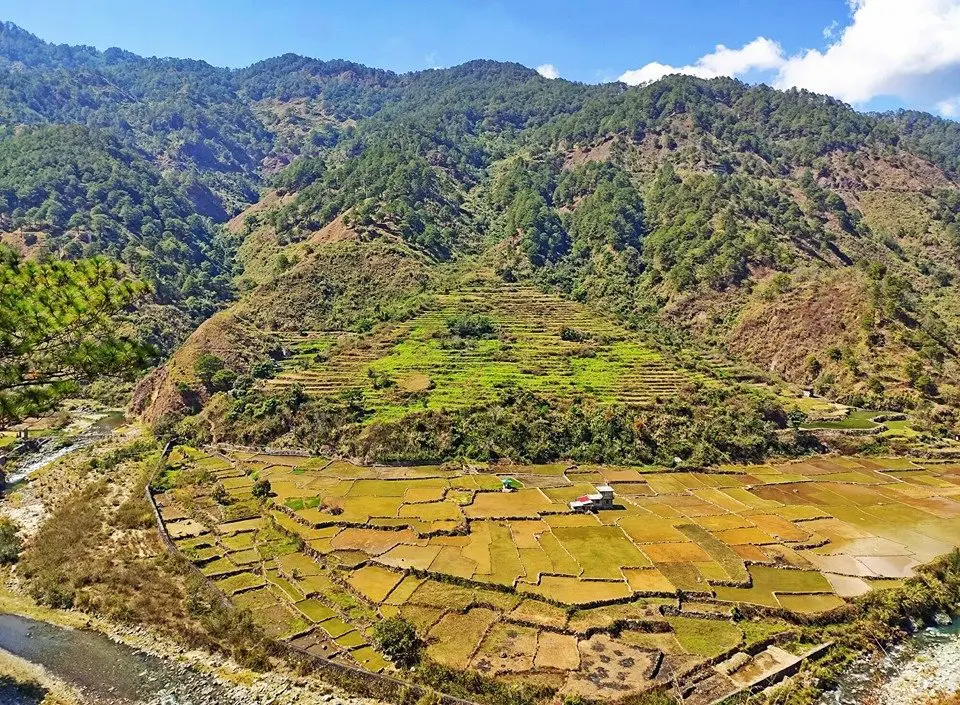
[0,248,151,427]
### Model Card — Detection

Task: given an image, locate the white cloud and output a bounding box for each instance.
[616,0,960,117]
[618,37,784,86]
[536,63,560,79]
[775,0,960,106]
[937,96,960,116]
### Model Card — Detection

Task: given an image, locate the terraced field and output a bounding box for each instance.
[154,449,960,703]
[266,276,703,420]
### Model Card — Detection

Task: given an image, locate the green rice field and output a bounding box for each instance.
[799,409,884,431]
[155,448,960,701]
[265,276,706,421]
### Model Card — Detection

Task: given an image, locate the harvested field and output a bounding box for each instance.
[157,447,960,699]
[426,608,499,669]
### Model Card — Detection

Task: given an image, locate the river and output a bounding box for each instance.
[3,412,126,486]
[0,613,246,704]
[817,616,960,704]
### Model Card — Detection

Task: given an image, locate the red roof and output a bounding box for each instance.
[576,495,591,503]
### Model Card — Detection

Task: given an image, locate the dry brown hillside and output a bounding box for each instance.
[130,310,269,426]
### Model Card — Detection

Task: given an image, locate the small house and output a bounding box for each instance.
[595,485,614,508]
[569,485,615,512]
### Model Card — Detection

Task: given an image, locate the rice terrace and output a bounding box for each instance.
[264,274,708,421]
[6,6,960,705]
[154,448,960,703]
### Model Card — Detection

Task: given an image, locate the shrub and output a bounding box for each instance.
[0,517,22,564]
[372,617,421,667]
[559,326,590,342]
[210,368,237,391]
[445,314,494,338]
[251,478,272,500]
[212,484,231,505]
[368,369,395,389]
[250,359,280,379]
[194,353,225,387]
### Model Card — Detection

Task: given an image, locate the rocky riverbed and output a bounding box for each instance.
[0,613,383,705]
[817,616,960,704]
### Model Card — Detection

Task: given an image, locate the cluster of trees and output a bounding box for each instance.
[349,385,792,466]
[270,134,473,257]
[0,125,233,320]
[640,165,795,293]
[539,76,960,178]
[4,19,960,266]
[183,382,793,468]
[0,248,150,428]
[486,158,645,311]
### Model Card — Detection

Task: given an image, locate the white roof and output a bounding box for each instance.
[597,485,614,493]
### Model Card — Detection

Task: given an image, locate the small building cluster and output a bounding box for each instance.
[569,485,614,512]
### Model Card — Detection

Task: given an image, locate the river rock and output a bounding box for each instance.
[933,611,952,627]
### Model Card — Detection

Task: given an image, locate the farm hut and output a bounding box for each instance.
[596,485,614,508]
[501,477,522,492]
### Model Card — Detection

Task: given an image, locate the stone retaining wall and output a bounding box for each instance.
[146,444,479,705]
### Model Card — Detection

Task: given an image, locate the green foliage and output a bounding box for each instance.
[565,166,645,254]
[0,125,233,322]
[559,327,590,342]
[642,167,793,293]
[194,354,225,386]
[0,516,21,564]
[0,249,151,425]
[197,381,789,467]
[444,314,494,338]
[184,576,271,670]
[193,353,238,392]
[211,484,230,505]
[371,617,422,667]
[251,477,272,500]
[8,21,960,425]
[367,382,787,466]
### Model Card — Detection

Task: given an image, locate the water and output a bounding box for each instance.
[4,412,126,486]
[817,617,960,704]
[0,613,238,704]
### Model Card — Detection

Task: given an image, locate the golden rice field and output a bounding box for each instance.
[155,449,960,702]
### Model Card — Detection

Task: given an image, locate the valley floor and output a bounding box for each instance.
[154,446,960,704]
[3,417,960,705]
[0,428,385,705]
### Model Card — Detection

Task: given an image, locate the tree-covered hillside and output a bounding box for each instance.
[0,124,233,352]
[2,20,960,458]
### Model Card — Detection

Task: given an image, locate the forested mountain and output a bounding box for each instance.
[2,21,960,461]
[0,124,233,352]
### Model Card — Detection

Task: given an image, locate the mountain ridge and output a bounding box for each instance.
[1,21,959,460]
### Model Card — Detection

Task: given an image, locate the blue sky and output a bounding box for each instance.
[1,0,958,116]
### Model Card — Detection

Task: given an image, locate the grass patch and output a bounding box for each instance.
[668,616,742,658]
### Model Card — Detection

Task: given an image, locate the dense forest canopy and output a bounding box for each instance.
[3,19,958,220]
